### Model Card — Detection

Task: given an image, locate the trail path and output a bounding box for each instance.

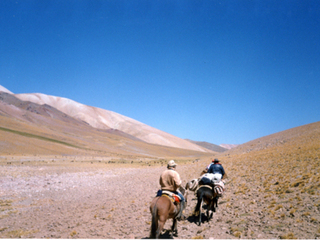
[1,164,233,239]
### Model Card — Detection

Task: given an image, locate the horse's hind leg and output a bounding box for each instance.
[171,218,178,237]
[156,216,166,239]
[198,198,203,226]
[214,196,219,211]
[207,201,213,221]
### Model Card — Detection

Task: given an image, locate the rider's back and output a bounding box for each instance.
[208,163,225,176]
[160,169,181,192]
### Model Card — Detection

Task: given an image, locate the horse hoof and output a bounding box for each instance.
[172,231,178,237]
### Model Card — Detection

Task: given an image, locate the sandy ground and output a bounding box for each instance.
[1,161,319,239]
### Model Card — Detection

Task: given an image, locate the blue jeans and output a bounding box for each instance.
[175,191,185,202]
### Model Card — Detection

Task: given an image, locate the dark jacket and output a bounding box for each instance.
[207,163,225,177]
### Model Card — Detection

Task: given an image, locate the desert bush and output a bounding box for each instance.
[279,232,296,239]
[274,204,283,211]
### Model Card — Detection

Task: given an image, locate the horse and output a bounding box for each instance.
[149,186,188,239]
[194,184,218,226]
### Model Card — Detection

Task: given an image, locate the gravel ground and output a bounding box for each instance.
[1,161,319,239]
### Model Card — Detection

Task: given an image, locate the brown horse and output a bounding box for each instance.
[149,186,188,239]
[194,185,218,226]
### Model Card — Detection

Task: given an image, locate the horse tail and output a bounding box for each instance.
[150,198,159,238]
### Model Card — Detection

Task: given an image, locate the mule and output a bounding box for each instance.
[194,185,218,226]
[149,186,188,239]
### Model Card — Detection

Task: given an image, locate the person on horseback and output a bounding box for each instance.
[159,160,186,220]
[201,158,226,179]
[207,158,226,180]
[198,158,226,197]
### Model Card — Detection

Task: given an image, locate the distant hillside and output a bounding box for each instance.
[185,139,228,152]
[0,88,213,159]
[14,92,210,153]
[219,143,239,149]
[0,84,212,153]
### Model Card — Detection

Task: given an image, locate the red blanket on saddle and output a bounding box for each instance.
[156,190,181,203]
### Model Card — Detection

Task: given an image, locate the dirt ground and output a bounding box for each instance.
[0,159,319,239]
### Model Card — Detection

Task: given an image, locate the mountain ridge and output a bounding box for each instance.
[0,85,219,156]
[0,91,213,158]
[14,92,210,152]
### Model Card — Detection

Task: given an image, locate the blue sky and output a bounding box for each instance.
[1,0,319,145]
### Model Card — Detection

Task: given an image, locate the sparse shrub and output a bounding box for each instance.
[274,204,283,211]
[310,217,317,223]
[233,231,242,238]
[289,209,296,217]
[302,212,310,217]
[268,203,275,208]
[192,236,204,239]
[291,180,304,187]
[295,196,302,201]
[279,232,296,239]
[70,230,77,237]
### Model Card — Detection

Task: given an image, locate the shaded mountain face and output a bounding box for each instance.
[185,139,228,152]
[0,92,81,124]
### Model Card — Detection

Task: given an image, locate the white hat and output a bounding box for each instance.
[167,160,177,168]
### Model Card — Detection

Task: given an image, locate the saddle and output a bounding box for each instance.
[199,182,225,196]
[156,190,181,203]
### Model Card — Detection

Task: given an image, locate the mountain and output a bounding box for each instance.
[185,139,228,152]
[14,92,209,152]
[219,144,239,150]
[0,85,13,94]
[0,85,216,157]
[226,121,320,155]
[0,91,213,158]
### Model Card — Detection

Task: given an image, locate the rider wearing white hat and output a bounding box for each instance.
[159,160,186,220]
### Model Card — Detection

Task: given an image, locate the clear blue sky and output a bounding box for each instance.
[1,0,319,145]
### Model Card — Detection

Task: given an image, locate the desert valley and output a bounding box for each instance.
[0,85,319,239]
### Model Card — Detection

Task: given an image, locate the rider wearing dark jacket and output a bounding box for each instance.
[207,158,226,179]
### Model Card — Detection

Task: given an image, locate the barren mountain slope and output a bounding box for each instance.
[15,92,210,152]
[207,121,320,238]
[0,92,211,159]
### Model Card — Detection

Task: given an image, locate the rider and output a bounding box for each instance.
[159,160,186,220]
[198,158,227,195]
[207,158,226,180]
[201,158,226,179]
